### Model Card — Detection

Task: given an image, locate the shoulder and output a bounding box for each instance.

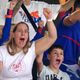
[27,42,36,56]
[59,70,70,79]
[40,65,51,74]
[0,45,7,54]
[0,45,7,57]
[0,45,7,50]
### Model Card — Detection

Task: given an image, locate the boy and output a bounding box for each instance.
[36,45,70,80]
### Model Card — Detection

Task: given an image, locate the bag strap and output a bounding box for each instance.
[21,4,38,32]
[13,0,38,32]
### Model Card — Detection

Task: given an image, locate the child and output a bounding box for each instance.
[37,45,70,80]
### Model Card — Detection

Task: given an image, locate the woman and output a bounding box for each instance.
[0,2,57,79]
[0,0,75,40]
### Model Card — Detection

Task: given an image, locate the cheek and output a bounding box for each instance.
[50,55,56,61]
[60,56,64,62]
[15,33,21,38]
[14,33,20,41]
[25,33,29,40]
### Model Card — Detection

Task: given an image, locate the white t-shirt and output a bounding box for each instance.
[0,1,61,40]
[38,65,70,80]
[0,42,36,80]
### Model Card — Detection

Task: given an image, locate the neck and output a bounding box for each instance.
[49,64,59,74]
[15,46,22,53]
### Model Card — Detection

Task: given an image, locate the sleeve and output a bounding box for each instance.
[66,73,70,80]
[63,72,71,80]
[26,42,36,62]
[0,9,13,45]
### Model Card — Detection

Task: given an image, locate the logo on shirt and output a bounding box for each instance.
[19,11,41,23]
[45,74,63,80]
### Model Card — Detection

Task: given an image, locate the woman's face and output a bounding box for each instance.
[48,48,64,70]
[13,23,29,49]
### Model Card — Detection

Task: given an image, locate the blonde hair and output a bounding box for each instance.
[7,22,31,55]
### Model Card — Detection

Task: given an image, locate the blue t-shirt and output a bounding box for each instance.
[55,11,80,65]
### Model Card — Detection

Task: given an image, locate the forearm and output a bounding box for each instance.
[36,53,43,75]
[1,1,17,44]
[69,10,80,22]
[1,9,13,43]
[60,0,75,11]
[47,20,57,41]
[63,10,80,26]
[37,63,43,75]
[35,8,57,55]
[35,21,57,55]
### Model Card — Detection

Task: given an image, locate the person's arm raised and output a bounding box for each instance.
[36,53,44,75]
[35,8,57,55]
[63,10,80,26]
[0,0,17,45]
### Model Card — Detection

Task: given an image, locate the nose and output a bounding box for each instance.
[57,53,62,58]
[21,31,25,36]
[57,54,60,57]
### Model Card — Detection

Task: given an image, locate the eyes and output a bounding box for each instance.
[52,49,63,56]
[54,52,63,56]
[15,29,29,33]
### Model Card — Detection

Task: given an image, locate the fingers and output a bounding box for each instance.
[10,0,18,10]
[43,8,52,20]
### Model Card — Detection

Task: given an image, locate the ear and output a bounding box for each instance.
[47,54,50,60]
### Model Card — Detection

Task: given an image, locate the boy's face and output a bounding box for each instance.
[48,48,64,70]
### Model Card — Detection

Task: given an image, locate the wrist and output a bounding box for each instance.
[5,15,12,18]
[47,18,53,22]
[7,9,13,15]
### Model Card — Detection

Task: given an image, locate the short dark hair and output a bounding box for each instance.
[74,0,80,10]
[48,45,63,54]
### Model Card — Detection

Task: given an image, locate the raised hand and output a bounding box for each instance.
[43,8,53,20]
[13,0,24,17]
[9,0,18,10]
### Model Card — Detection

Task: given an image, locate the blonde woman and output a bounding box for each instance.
[0,2,57,79]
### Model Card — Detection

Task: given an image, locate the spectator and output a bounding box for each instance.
[0,0,16,45]
[0,7,57,80]
[36,45,70,80]
[0,0,75,40]
[55,0,80,79]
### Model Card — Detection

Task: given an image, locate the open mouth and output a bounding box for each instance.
[20,38,25,41]
[56,59,61,64]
